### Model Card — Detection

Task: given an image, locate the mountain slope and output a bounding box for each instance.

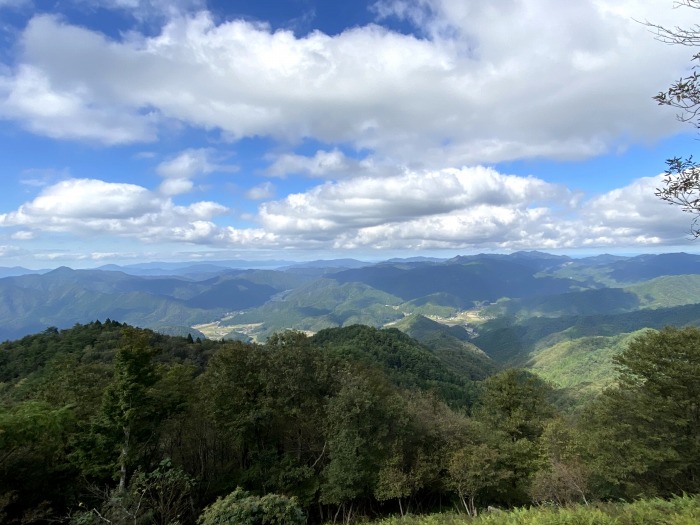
[474,302,700,364]
[332,257,577,303]
[310,324,476,406]
[0,268,284,340]
[526,330,646,404]
[390,314,496,380]
[225,279,404,338]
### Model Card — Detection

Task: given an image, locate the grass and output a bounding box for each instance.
[369,495,700,525]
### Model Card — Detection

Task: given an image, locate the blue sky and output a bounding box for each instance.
[0,0,698,268]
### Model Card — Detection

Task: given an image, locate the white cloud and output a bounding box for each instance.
[0,65,157,144]
[581,175,692,243]
[0,178,230,243]
[1,1,699,262]
[155,148,237,195]
[157,148,219,179]
[246,168,691,252]
[13,179,161,220]
[10,230,35,240]
[266,149,400,180]
[0,3,691,163]
[246,181,275,200]
[268,149,358,178]
[159,178,194,196]
[258,166,566,237]
[0,244,26,257]
[0,171,695,257]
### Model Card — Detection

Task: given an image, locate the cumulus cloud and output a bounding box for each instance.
[0,170,694,255]
[157,148,222,179]
[0,178,230,243]
[580,175,692,245]
[155,148,237,195]
[259,167,566,237]
[0,3,691,164]
[0,65,157,144]
[248,168,690,252]
[0,1,697,261]
[268,149,361,178]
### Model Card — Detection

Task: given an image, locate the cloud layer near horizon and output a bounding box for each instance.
[0,168,690,259]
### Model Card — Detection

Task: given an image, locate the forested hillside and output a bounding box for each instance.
[4,251,700,408]
[2,321,700,524]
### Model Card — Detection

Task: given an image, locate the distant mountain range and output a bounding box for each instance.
[4,251,700,400]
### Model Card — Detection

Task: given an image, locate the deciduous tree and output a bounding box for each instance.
[585,327,700,497]
[649,1,700,233]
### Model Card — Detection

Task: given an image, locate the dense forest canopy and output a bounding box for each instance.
[1,321,699,524]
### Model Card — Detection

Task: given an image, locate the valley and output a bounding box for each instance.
[4,250,700,400]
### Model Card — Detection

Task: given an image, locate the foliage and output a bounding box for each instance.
[526,331,644,405]
[312,324,477,407]
[583,326,700,497]
[197,488,304,525]
[70,460,195,525]
[530,418,589,506]
[391,314,496,381]
[6,320,700,523]
[447,443,505,516]
[656,156,700,236]
[0,401,77,523]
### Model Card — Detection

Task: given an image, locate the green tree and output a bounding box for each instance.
[473,369,555,505]
[585,327,700,497]
[0,401,76,523]
[476,369,555,442]
[530,418,589,506]
[197,488,304,525]
[320,366,395,522]
[70,459,195,525]
[88,329,161,491]
[447,443,505,517]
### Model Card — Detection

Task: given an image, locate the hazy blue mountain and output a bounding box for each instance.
[547,252,700,286]
[0,267,48,278]
[332,257,576,303]
[447,251,572,273]
[483,287,641,319]
[385,256,445,263]
[281,258,371,269]
[0,267,286,341]
[607,252,700,282]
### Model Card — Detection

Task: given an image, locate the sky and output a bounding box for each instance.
[0,0,699,268]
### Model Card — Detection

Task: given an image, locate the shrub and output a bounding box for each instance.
[197,488,305,525]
